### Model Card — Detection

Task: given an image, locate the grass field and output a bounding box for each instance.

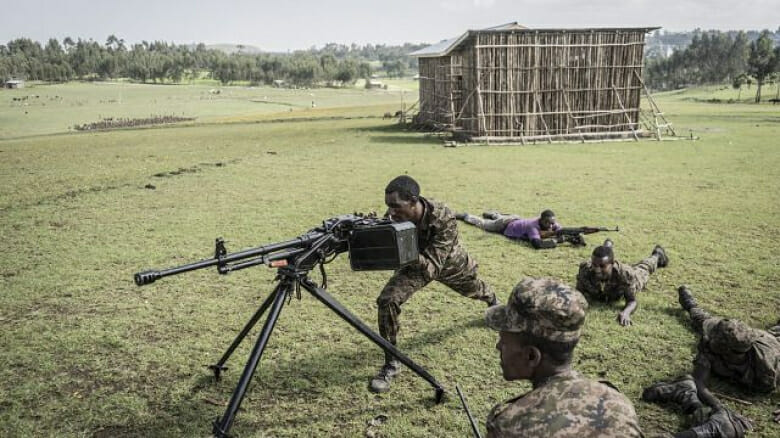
[0,81,778,437]
[0,79,416,140]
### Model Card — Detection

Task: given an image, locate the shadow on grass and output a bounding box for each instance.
[661,306,697,334]
[349,123,444,146]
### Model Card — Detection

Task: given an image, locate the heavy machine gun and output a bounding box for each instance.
[134,213,444,437]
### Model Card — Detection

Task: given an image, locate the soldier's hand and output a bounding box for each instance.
[774,406,779,423]
[617,312,632,326]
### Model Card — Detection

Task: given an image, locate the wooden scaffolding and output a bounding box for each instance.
[415,27,674,143]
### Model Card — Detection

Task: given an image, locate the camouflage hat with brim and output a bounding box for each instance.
[485,277,588,343]
[705,318,755,353]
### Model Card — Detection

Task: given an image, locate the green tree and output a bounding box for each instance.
[747,30,777,102]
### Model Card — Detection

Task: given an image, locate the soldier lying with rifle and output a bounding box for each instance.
[455,209,617,249]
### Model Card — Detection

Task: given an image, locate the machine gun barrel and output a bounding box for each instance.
[134,232,323,286]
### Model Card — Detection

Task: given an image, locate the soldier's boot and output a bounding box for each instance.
[369,359,401,393]
[678,285,698,311]
[603,238,614,248]
[642,375,704,414]
[482,211,501,220]
[455,212,468,221]
[653,244,669,268]
[689,407,752,438]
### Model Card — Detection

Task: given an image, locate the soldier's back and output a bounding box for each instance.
[701,320,780,393]
[487,370,643,438]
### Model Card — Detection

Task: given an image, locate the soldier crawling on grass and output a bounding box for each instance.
[575,239,668,326]
[641,286,780,436]
[485,277,643,437]
[455,209,586,248]
[369,175,498,393]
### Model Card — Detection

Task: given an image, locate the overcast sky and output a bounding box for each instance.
[2,0,777,51]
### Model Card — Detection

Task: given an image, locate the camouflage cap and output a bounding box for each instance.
[485,277,588,342]
[704,318,755,353]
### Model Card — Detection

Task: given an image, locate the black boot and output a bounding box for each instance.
[653,245,669,268]
[455,212,468,221]
[642,375,704,414]
[678,285,698,311]
[369,360,401,393]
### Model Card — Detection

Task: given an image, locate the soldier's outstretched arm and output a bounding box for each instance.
[692,357,721,410]
[617,291,638,326]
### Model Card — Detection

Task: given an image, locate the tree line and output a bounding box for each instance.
[645,30,780,102]
[0,36,427,86]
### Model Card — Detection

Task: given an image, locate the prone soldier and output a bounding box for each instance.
[485,277,643,437]
[677,285,780,396]
[576,239,668,326]
[370,175,498,393]
[455,209,583,249]
[641,285,780,436]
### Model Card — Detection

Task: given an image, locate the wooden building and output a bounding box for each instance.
[411,23,672,143]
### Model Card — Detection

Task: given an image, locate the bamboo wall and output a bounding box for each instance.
[422,29,649,141]
[417,56,453,126]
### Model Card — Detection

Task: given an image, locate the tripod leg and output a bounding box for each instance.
[212,279,290,438]
[300,279,445,402]
[209,286,279,380]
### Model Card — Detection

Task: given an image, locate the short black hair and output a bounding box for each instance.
[385,175,420,201]
[518,332,578,366]
[592,245,614,261]
[540,209,556,220]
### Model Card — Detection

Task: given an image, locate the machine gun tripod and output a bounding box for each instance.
[134,214,445,437]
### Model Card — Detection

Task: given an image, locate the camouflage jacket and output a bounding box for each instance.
[576,260,639,302]
[486,370,644,438]
[696,325,780,393]
[413,197,462,281]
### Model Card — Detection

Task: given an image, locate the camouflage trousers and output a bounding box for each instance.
[461,213,520,233]
[689,306,780,340]
[627,254,659,292]
[377,245,495,362]
[688,307,715,336]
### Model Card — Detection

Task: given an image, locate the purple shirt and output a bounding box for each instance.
[503,218,561,240]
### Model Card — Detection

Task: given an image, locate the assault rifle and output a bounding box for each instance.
[554,226,619,246]
[134,213,445,437]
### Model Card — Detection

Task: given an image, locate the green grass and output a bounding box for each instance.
[0,81,415,139]
[0,83,778,437]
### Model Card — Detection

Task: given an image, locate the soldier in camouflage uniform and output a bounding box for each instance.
[576,239,668,326]
[485,277,644,437]
[678,285,780,395]
[369,175,497,393]
[641,286,780,436]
